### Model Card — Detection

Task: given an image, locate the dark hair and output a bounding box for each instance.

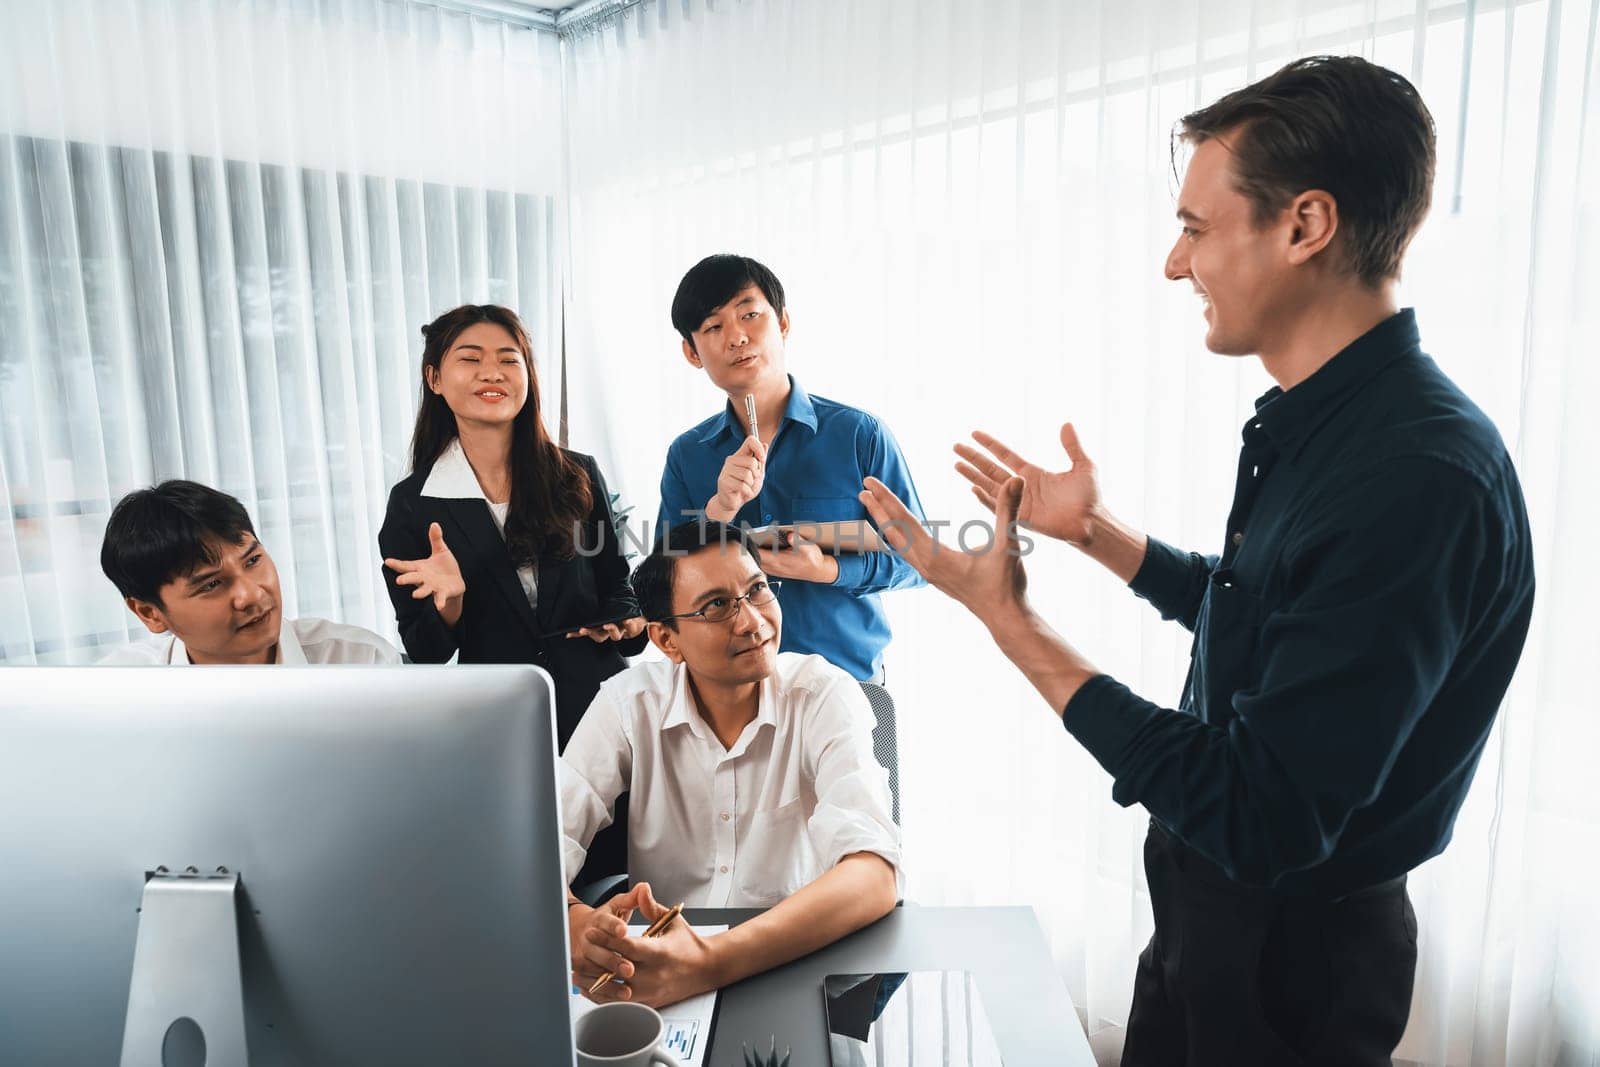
[670,254,788,351]
[100,480,257,606]
[410,304,592,563]
[632,521,763,630]
[1176,55,1436,287]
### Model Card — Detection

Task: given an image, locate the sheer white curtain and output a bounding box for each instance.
[562,1,1599,1063]
[0,0,564,664]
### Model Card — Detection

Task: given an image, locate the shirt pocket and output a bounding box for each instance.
[792,495,863,522]
[736,795,812,905]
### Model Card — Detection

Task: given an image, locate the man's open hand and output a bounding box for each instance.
[858,474,1031,629]
[954,423,1103,547]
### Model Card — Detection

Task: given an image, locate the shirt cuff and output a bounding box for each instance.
[1128,536,1192,600]
[1060,674,1166,803]
[825,838,905,900]
[562,839,588,887]
[832,551,869,588]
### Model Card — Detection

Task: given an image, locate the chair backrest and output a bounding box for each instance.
[859,681,901,826]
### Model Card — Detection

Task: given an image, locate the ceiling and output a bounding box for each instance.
[422,0,635,34]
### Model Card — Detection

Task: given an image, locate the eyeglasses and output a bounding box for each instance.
[664,579,782,625]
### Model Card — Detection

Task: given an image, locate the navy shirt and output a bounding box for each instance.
[658,377,926,681]
[1063,310,1535,897]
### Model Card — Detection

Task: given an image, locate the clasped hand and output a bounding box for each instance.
[570,882,718,1009]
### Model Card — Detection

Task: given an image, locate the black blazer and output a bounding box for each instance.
[378,450,648,749]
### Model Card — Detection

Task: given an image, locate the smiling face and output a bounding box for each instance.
[1164,133,1301,357]
[649,544,781,687]
[128,535,282,664]
[425,321,530,429]
[680,284,791,397]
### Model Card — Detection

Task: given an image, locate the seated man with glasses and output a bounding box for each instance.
[561,520,901,1009]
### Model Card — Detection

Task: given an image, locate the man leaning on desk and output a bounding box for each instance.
[560,521,902,1008]
[859,57,1535,1065]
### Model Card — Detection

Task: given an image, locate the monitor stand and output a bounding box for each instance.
[120,868,250,1067]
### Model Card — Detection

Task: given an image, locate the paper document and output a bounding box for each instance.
[571,923,727,1067]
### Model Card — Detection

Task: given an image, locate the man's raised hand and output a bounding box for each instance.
[706,436,768,522]
[858,474,1031,628]
[954,423,1103,547]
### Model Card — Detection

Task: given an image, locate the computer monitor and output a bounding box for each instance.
[0,665,575,1067]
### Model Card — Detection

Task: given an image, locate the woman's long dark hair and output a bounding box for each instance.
[410,304,592,563]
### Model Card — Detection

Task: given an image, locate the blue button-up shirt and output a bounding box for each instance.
[657,377,926,680]
[1062,310,1535,897]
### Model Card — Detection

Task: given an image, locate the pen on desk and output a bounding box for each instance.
[587,902,685,995]
[744,394,758,442]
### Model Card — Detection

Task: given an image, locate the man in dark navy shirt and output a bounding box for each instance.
[860,56,1535,1065]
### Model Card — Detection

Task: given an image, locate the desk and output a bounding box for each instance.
[687,905,1094,1066]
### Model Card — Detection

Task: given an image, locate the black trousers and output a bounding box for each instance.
[1123,821,1418,1067]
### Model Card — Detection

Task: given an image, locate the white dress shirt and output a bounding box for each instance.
[99,617,400,665]
[559,651,903,907]
[421,437,537,608]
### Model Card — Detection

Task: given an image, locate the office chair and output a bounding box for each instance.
[859,681,901,826]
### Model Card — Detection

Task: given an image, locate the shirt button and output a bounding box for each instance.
[719,865,729,874]
[720,812,730,821]
[1231,531,1243,546]
[763,513,773,523]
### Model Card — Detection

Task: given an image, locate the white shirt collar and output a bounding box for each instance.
[660,660,781,755]
[165,618,306,665]
[419,438,488,501]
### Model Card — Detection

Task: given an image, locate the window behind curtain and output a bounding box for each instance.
[0,134,558,664]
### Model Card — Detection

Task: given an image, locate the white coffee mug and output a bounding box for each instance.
[574,1002,684,1067]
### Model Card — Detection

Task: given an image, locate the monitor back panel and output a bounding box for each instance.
[0,665,571,1067]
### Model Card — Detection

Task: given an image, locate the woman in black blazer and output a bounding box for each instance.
[379,304,647,752]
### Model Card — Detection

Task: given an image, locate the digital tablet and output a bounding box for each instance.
[823,970,1005,1066]
[540,613,638,640]
[744,520,889,553]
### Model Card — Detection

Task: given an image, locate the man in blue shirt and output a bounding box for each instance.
[657,254,925,682]
[860,57,1534,1065]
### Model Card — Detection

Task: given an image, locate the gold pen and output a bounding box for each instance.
[587,902,685,995]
